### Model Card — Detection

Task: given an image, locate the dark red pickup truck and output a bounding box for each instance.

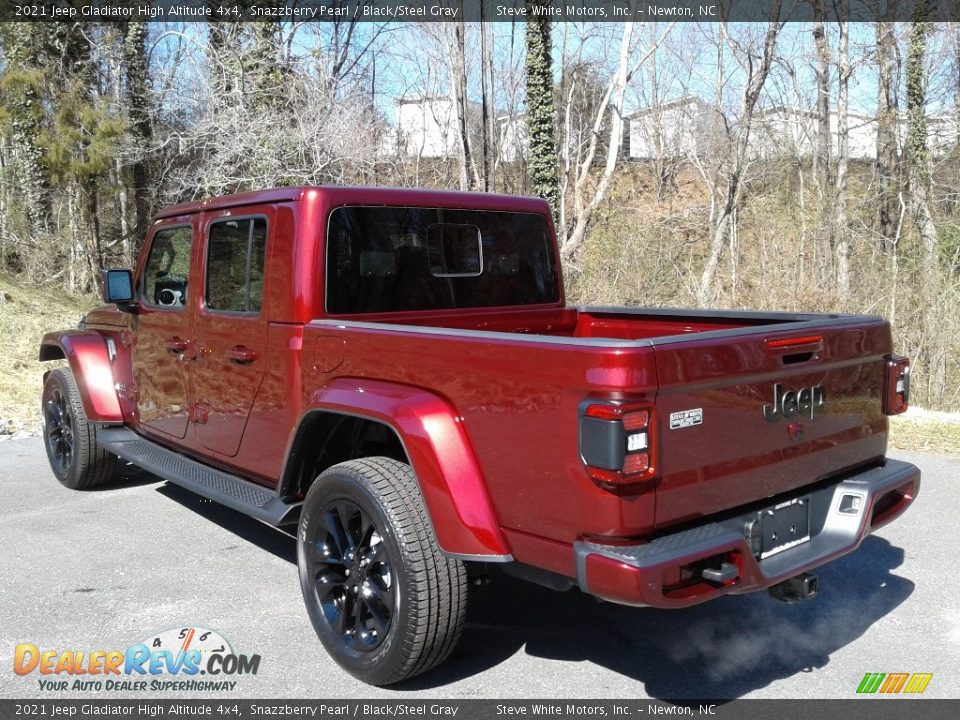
[40,186,918,685]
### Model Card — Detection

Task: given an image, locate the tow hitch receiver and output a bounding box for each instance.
[768,572,819,603]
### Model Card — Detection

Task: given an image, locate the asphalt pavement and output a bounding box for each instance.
[0,438,957,700]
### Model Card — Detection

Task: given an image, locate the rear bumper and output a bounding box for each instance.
[574,459,920,608]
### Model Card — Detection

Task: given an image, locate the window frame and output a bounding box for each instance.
[139,223,194,312]
[426,223,484,278]
[202,213,269,317]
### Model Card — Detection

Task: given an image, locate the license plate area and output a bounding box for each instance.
[756,496,811,559]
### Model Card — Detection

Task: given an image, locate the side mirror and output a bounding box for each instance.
[101,269,138,313]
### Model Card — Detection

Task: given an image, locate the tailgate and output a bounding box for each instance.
[652,318,891,529]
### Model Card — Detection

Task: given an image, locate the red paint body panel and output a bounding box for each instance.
[303,378,509,558]
[50,185,917,574]
[39,331,122,422]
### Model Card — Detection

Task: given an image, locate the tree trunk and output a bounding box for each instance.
[5,23,52,238]
[812,1,834,290]
[479,11,495,192]
[121,21,153,256]
[906,11,946,405]
[876,19,900,257]
[523,1,561,220]
[835,16,851,306]
[451,20,477,192]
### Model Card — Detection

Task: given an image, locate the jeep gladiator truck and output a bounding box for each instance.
[39,186,919,685]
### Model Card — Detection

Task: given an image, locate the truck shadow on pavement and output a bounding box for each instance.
[421,536,913,698]
[155,482,912,699]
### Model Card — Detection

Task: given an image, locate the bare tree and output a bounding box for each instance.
[697,11,784,306]
[834,13,850,305]
[560,20,675,262]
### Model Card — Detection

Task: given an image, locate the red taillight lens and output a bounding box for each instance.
[882,355,910,415]
[580,402,655,486]
[622,452,649,475]
[622,410,649,431]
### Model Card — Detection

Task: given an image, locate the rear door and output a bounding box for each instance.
[189,209,272,457]
[131,222,196,440]
[651,320,891,529]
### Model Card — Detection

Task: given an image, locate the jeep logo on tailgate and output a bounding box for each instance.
[762,383,826,422]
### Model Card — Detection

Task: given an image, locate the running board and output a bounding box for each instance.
[98,428,300,526]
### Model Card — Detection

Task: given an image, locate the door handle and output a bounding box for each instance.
[225,346,258,364]
[165,337,188,354]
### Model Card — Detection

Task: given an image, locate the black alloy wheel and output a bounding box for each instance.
[44,383,74,474]
[297,457,467,685]
[41,368,120,489]
[306,499,396,653]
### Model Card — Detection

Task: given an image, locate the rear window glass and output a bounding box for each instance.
[326,207,559,314]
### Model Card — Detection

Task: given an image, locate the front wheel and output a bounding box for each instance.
[297,457,467,685]
[41,368,120,489]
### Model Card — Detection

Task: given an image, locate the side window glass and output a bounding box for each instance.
[206,217,267,314]
[142,226,193,308]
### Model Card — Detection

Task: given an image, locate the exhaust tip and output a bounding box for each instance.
[768,572,819,603]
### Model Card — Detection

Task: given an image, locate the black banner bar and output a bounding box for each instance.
[1,1,958,24]
[0,700,958,720]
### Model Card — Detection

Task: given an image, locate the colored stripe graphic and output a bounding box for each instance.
[880,673,909,693]
[903,673,933,694]
[857,673,885,693]
[856,672,933,694]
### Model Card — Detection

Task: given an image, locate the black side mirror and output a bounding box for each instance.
[101,269,138,314]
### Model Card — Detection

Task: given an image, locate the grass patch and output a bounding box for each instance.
[0,274,96,436]
[889,412,960,457]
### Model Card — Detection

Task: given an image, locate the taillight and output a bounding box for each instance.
[882,355,910,415]
[580,402,656,486]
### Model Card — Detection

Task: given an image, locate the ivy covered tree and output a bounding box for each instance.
[523,1,560,221]
[0,23,52,238]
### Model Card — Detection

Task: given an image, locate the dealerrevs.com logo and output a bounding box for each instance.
[13,626,261,692]
[856,672,933,695]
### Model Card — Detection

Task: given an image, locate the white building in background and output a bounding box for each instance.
[391,94,958,164]
[627,97,726,161]
[394,96,458,159]
[497,113,527,163]
[752,107,879,161]
[926,115,958,157]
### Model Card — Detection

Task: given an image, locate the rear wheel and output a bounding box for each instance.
[297,457,467,685]
[42,368,120,489]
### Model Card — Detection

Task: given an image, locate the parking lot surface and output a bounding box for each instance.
[1,439,957,699]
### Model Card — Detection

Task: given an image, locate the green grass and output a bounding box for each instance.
[889,413,960,456]
[0,274,96,435]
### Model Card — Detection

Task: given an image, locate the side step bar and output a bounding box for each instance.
[98,428,300,527]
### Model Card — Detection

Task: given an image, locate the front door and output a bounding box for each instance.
[131,222,196,439]
[190,210,272,457]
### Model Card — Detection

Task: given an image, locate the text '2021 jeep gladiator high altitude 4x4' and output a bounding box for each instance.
[40,186,919,685]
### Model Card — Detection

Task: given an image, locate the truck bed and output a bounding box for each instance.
[303,304,891,577]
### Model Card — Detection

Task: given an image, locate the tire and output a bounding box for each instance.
[41,367,120,489]
[297,457,467,686]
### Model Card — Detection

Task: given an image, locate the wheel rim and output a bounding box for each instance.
[306,500,395,653]
[44,386,74,473]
